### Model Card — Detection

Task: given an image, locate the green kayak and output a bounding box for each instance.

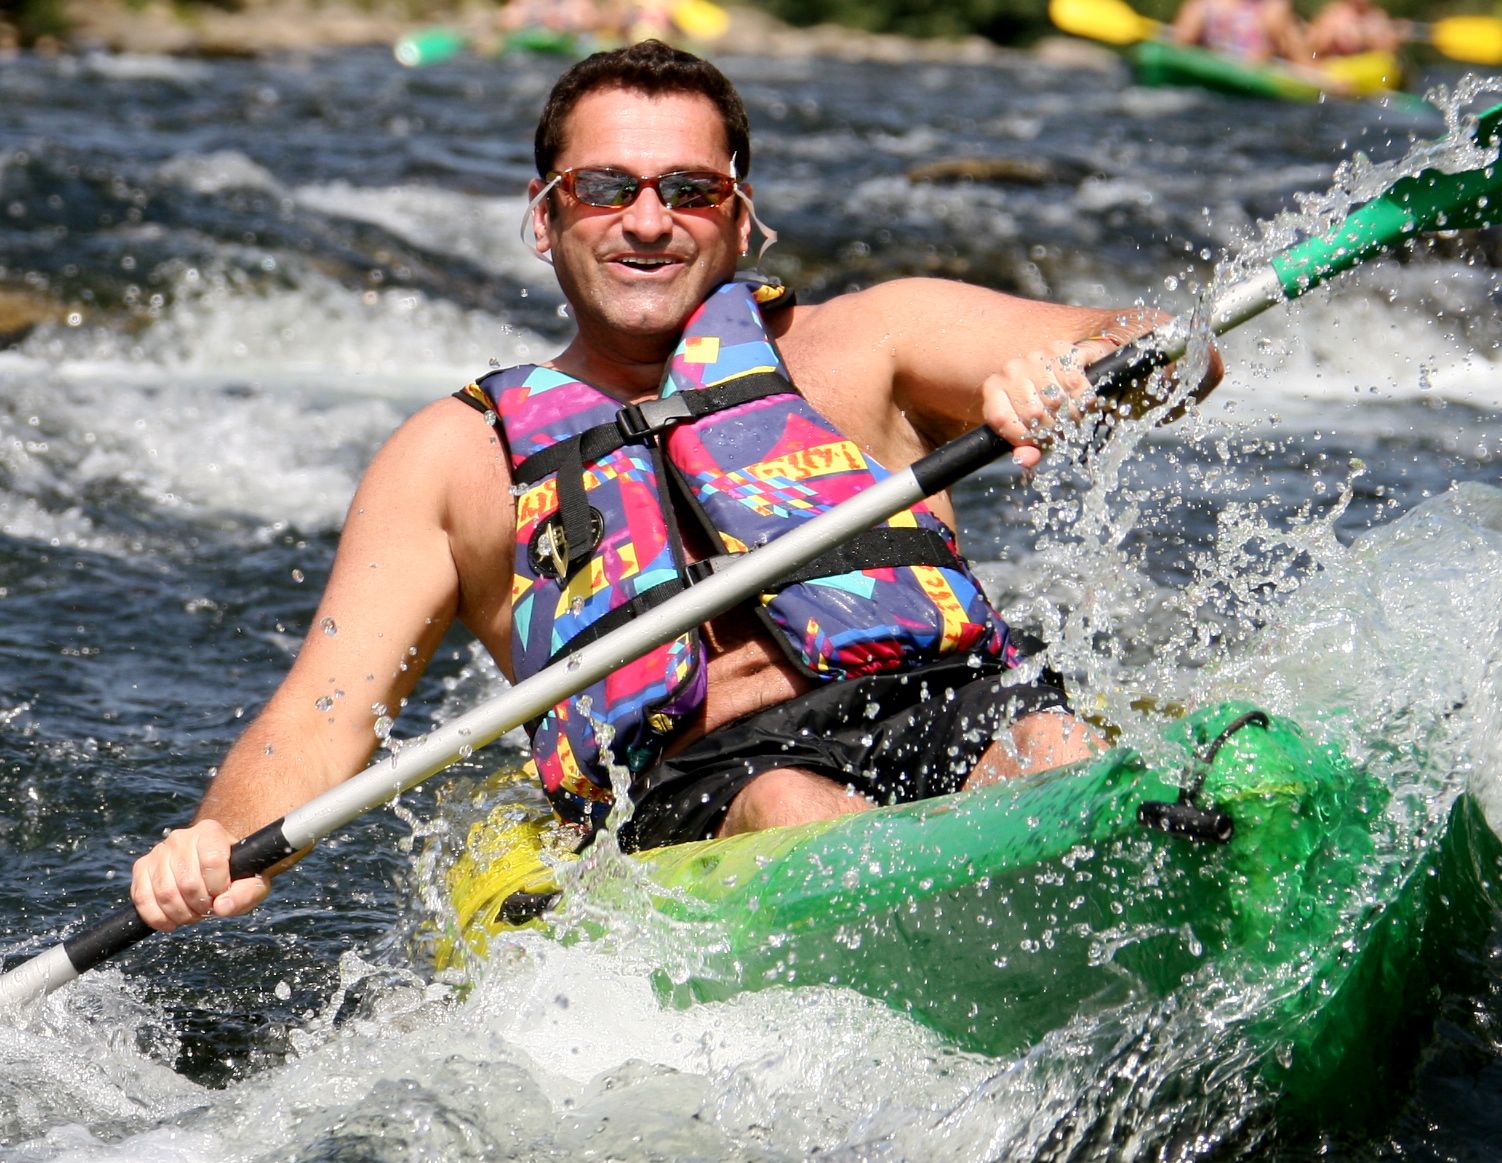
[1131,40,1403,101]
[394,26,595,68]
[438,701,1502,1120]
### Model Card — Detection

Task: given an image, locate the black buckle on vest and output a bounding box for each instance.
[616,395,695,442]
[684,557,729,585]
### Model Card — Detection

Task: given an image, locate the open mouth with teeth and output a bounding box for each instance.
[617,256,678,269]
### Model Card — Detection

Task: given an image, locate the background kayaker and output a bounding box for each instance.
[1307,0,1407,57]
[497,0,605,37]
[128,39,1221,933]
[1170,0,1310,61]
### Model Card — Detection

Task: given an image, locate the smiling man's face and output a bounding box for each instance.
[531,87,751,367]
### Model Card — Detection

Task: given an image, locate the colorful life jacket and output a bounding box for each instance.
[459,275,1013,830]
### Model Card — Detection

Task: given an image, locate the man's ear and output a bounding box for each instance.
[735,179,753,256]
[528,177,553,254]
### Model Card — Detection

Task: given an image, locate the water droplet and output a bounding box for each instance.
[321,617,337,636]
[291,569,304,583]
[315,696,334,712]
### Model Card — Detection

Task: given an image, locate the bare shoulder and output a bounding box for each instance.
[784,278,950,335]
[786,278,1069,347]
[354,396,510,518]
[375,394,506,470]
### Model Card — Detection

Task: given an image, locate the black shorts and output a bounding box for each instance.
[617,651,1071,852]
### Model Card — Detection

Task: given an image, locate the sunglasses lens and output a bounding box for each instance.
[658,172,733,208]
[569,169,638,207]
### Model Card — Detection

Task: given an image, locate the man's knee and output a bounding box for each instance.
[1014,709,1101,767]
[717,768,873,837]
[968,710,1102,788]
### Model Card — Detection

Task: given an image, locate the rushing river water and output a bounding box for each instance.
[1,39,1501,1162]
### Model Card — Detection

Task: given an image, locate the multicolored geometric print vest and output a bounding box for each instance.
[460,275,1013,831]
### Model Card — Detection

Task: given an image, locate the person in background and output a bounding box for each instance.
[498,0,604,37]
[1307,0,1407,57]
[1171,0,1310,61]
[130,40,1220,932]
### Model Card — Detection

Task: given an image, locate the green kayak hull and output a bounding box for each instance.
[1131,40,1402,102]
[439,702,1502,1120]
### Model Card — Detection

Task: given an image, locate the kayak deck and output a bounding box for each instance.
[436,702,1501,1119]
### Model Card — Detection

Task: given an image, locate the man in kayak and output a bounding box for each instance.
[131,39,1219,930]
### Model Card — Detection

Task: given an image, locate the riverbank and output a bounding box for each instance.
[15,0,1033,64]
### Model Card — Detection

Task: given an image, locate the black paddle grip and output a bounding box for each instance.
[909,337,1170,497]
[1085,338,1173,397]
[60,819,297,975]
[911,425,1012,495]
[229,819,299,879]
[63,903,154,974]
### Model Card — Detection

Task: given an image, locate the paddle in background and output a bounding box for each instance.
[394,0,731,67]
[1050,0,1502,93]
[0,100,1498,1012]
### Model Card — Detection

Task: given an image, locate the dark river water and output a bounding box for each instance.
[1,40,1501,1161]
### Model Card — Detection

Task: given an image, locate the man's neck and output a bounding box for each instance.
[549,333,676,402]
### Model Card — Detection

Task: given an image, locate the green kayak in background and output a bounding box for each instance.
[1131,40,1404,102]
[435,701,1502,1122]
[395,25,594,67]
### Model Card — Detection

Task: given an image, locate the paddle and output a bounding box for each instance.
[1050,0,1502,68]
[1,102,1498,1013]
[1417,15,1502,67]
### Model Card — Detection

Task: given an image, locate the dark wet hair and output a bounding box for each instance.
[534,40,752,180]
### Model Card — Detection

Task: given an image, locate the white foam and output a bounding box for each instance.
[293,183,555,287]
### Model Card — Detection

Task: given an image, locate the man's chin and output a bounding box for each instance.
[598,281,700,332]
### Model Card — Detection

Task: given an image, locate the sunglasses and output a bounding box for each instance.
[548,167,738,210]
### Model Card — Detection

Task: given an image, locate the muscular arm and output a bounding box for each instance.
[132,397,513,929]
[805,279,1195,434]
[782,278,1220,483]
[875,279,1163,439]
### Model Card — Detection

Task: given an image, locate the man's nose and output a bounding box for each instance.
[621,186,671,242]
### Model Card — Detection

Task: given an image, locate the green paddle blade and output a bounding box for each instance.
[1272,103,1502,297]
[394,27,469,67]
